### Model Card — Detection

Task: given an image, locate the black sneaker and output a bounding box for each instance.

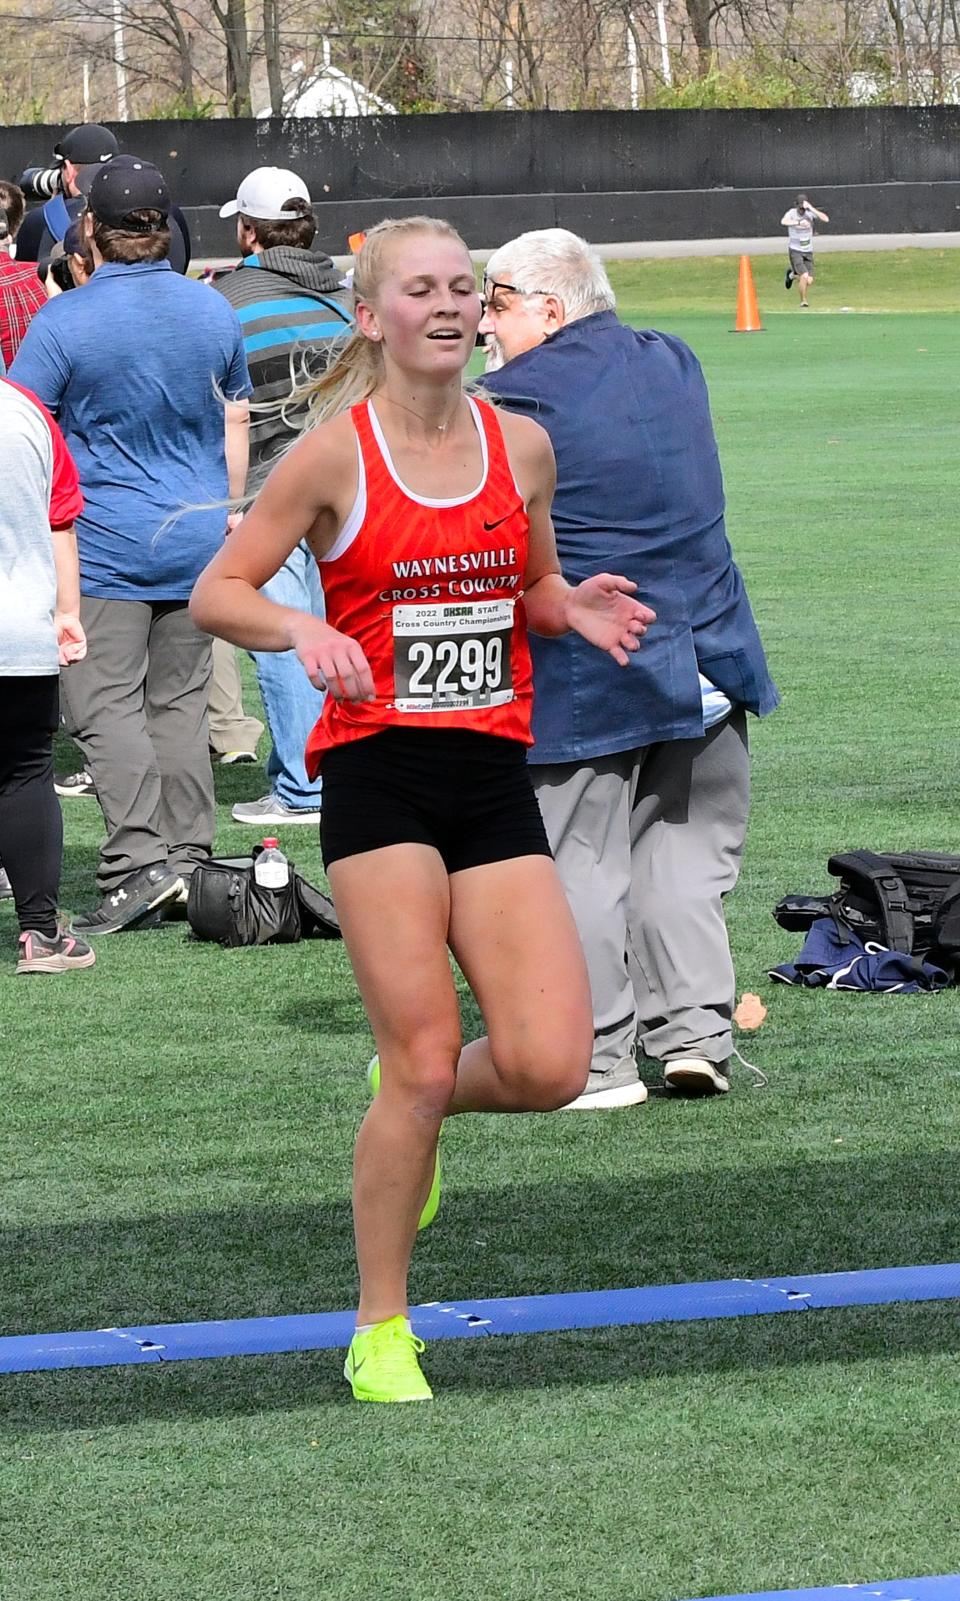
[73,863,184,935]
[217,750,258,766]
[55,769,97,799]
[784,267,794,290]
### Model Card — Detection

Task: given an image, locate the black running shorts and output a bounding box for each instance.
[320,728,552,873]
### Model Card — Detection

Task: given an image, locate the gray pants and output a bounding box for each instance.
[60,598,216,894]
[531,709,750,1073]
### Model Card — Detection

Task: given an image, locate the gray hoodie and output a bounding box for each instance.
[213,246,353,475]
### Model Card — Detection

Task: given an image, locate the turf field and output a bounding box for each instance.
[2,251,960,1601]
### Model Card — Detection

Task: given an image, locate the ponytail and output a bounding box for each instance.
[298,325,383,428]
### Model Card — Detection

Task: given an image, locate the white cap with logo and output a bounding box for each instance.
[219,166,311,222]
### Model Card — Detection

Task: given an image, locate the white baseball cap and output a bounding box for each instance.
[219,166,311,222]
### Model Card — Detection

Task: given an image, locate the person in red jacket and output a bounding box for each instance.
[0,377,94,974]
[191,216,654,1403]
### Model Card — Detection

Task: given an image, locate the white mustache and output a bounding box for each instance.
[483,335,506,373]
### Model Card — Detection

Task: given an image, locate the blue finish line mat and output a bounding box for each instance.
[691,1578,960,1600]
[1,1261,958,1374]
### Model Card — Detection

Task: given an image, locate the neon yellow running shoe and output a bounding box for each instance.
[367,1055,441,1230]
[344,1316,433,1403]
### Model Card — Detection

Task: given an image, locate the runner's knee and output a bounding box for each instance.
[495,1040,590,1111]
[377,1033,462,1116]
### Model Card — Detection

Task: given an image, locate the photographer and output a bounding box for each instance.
[781,192,829,308]
[18,123,192,274]
[0,182,46,369]
[39,222,95,300]
[16,124,119,264]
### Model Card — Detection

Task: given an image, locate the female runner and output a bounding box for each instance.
[191,217,654,1403]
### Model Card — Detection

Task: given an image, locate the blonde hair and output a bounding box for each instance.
[299,215,472,428]
[165,217,475,531]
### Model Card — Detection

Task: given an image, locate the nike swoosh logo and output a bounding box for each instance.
[483,514,511,531]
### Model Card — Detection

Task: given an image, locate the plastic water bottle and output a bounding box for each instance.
[255,837,290,890]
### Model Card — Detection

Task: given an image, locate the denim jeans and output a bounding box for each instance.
[254,543,326,809]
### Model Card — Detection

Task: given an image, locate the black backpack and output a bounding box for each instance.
[774,850,960,974]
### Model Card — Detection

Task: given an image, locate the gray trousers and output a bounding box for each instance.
[207,637,264,759]
[60,598,216,894]
[531,709,750,1072]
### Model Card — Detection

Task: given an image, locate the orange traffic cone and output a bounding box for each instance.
[732,255,764,332]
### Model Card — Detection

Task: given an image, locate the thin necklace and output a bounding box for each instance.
[378,392,461,434]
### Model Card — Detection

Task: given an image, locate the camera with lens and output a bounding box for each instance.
[36,251,75,293]
[19,164,63,201]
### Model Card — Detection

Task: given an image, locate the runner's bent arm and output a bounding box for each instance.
[190,417,375,702]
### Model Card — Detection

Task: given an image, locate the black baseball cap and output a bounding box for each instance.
[54,124,119,175]
[86,156,170,230]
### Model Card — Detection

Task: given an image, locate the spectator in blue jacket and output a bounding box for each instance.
[480,229,778,1107]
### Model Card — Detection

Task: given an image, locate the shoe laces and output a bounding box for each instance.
[364,1319,426,1372]
[730,1044,768,1089]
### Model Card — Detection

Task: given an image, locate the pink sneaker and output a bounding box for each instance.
[16,928,97,975]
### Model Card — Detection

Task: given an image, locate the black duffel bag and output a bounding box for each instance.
[187,853,340,948]
[774,849,960,974]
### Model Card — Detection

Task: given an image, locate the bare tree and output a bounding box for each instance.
[208,0,251,112]
[263,0,284,112]
[9,0,960,117]
[885,0,912,96]
[683,0,716,71]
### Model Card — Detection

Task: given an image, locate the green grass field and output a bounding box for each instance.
[2,251,960,1601]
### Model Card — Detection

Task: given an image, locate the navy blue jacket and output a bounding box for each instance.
[483,311,778,764]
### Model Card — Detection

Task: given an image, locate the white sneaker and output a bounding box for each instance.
[560,1058,648,1111]
[663,1057,730,1096]
[231,794,321,826]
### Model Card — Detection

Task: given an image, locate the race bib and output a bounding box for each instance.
[393,598,514,712]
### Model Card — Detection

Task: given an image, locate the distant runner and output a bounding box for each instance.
[781,192,829,308]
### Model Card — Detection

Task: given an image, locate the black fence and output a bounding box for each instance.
[4,107,960,255]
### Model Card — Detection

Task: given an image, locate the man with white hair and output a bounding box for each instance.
[480,228,778,1106]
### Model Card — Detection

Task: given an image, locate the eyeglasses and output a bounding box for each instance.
[481,274,554,306]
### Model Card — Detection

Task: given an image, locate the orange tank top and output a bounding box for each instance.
[304,395,533,775]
